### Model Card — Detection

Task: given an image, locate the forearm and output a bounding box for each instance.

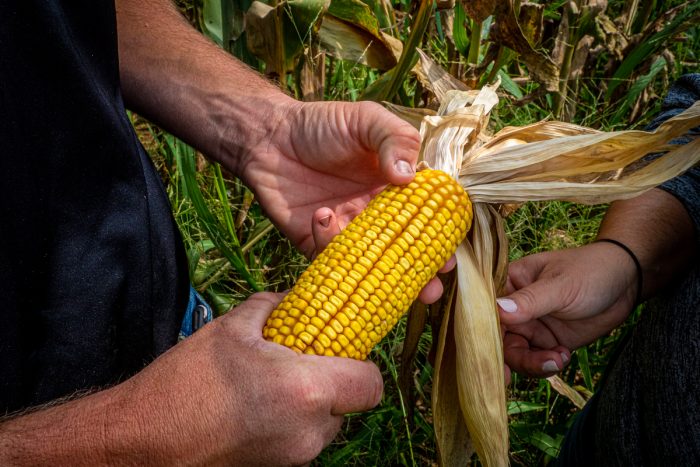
[597,187,697,300]
[0,375,197,465]
[115,0,294,173]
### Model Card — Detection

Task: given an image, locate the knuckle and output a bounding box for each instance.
[291,369,328,413]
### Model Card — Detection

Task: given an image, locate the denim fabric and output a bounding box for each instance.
[179,287,214,339]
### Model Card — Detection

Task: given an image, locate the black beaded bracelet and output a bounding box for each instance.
[594,238,643,305]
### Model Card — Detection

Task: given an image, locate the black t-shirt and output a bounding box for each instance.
[0,1,189,412]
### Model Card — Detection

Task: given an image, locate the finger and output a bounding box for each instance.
[418,277,444,304]
[228,292,287,334]
[313,357,383,416]
[311,207,341,259]
[438,255,456,273]
[357,102,421,185]
[496,274,574,326]
[503,332,568,378]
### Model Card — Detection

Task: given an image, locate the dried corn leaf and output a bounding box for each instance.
[433,274,475,464]
[383,103,437,130]
[467,136,700,204]
[415,48,471,101]
[547,375,588,410]
[461,103,700,187]
[454,243,508,467]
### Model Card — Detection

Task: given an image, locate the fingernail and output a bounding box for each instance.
[561,352,569,364]
[496,298,518,313]
[542,360,560,372]
[319,215,331,228]
[394,159,414,176]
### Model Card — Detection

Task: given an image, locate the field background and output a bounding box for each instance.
[134,1,699,464]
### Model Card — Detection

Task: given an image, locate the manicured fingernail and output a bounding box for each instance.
[561,352,569,364]
[394,159,414,176]
[496,298,518,313]
[542,360,560,372]
[319,215,331,228]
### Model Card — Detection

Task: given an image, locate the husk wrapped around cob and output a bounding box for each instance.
[265,49,700,466]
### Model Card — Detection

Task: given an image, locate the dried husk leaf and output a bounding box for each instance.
[466,136,700,204]
[461,102,700,187]
[432,274,475,464]
[415,49,471,100]
[382,103,437,130]
[454,242,508,467]
[547,375,589,410]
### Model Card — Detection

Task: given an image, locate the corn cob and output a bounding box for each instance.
[263,169,472,359]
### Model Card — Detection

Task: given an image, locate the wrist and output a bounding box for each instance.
[216,92,299,178]
[593,238,643,304]
[588,240,640,309]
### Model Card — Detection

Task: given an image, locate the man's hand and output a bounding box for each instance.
[237,99,421,259]
[0,293,383,466]
[498,243,638,381]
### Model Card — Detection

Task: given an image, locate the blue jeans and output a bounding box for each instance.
[179,286,213,339]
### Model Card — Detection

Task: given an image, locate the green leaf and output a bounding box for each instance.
[611,55,666,125]
[319,0,398,70]
[360,0,433,101]
[528,431,563,458]
[200,0,232,46]
[171,138,261,291]
[498,69,523,99]
[453,3,470,57]
[607,2,700,99]
[507,401,546,415]
[577,347,593,392]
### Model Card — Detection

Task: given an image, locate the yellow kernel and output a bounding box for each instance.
[344,326,357,340]
[272,334,284,344]
[299,332,314,345]
[292,322,305,336]
[387,221,401,233]
[318,333,332,348]
[405,224,421,240]
[313,340,326,354]
[271,318,283,328]
[329,319,343,335]
[349,294,365,308]
[336,312,350,327]
[330,341,342,354]
[283,334,296,347]
[395,237,409,251]
[322,301,336,317]
[375,260,390,275]
[359,307,373,323]
[385,247,399,263]
[294,340,307,352]
[339,282,354,296]
[394,214,409,228]
[306,324,320,336]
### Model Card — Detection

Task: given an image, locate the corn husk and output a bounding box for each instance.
[394,51,700,467]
